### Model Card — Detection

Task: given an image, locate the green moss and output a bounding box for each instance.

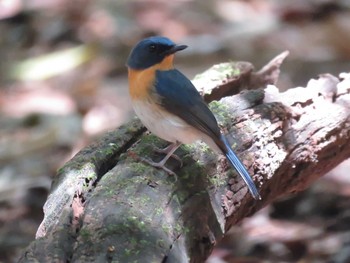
[161,223,171,234]
[118,152,128,161]
[103,143,119,156]
[129,162,151,174]
[104,188,115,197]
[193,62,240,82]
[194,190,207,196]
[79,228,91,241]
[133,196,152,208]
[180,161,205,182]
[157,239,166,248]
[176,189,190,204]
[155,207,163,216]
[124,248,132,256]
[214,62,240,78]
[208,174,226,187]
[227,63,241,76]
[127,215,148,232]
[130,237,138,247]
[174,223,182,233]
[183,226,190,234]
[209,101,231,126]
[126,125,140,133]
[140,239,149,245]
[196,141,212,155]
[181,144,196,152]
[56,166,65,175]
[134,136,161,156]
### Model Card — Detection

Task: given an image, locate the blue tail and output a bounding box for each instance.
[221,135,261,200]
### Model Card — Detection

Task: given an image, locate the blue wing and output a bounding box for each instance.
[155,69,260,199]
[154,69,221,141]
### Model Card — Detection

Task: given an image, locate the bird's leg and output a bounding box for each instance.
[153,144,183,167]
[140,141,182,176]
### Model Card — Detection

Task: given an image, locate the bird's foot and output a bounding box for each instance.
[131,142,182,180]
[154,145,183,167]
[139,157,178,181]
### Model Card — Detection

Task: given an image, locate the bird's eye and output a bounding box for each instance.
[149,44,156,53]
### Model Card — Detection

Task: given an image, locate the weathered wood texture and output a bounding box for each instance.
[18,53,350,263]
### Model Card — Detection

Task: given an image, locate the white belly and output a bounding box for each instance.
[132,99,202,144]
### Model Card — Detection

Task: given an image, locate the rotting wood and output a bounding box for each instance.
[18,53,350,263]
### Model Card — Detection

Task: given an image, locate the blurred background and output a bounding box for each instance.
[1,0,350,262]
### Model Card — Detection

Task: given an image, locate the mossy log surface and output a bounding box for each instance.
[19,52,350,263]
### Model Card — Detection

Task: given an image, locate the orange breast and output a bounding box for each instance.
[128,67,156,100]
[128,54,175,100]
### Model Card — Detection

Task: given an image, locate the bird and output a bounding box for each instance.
[126,36,261,200]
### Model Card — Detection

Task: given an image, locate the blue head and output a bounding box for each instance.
[126,36,187,70]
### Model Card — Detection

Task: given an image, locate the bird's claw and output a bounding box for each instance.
[140,157,178,181]
[154,145,183,167]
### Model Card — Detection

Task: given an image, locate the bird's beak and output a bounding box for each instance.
[163,44,188,56]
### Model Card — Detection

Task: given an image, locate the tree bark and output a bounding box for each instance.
[19,53,350,263]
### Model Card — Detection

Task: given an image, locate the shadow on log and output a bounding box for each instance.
[19,52,350,263]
